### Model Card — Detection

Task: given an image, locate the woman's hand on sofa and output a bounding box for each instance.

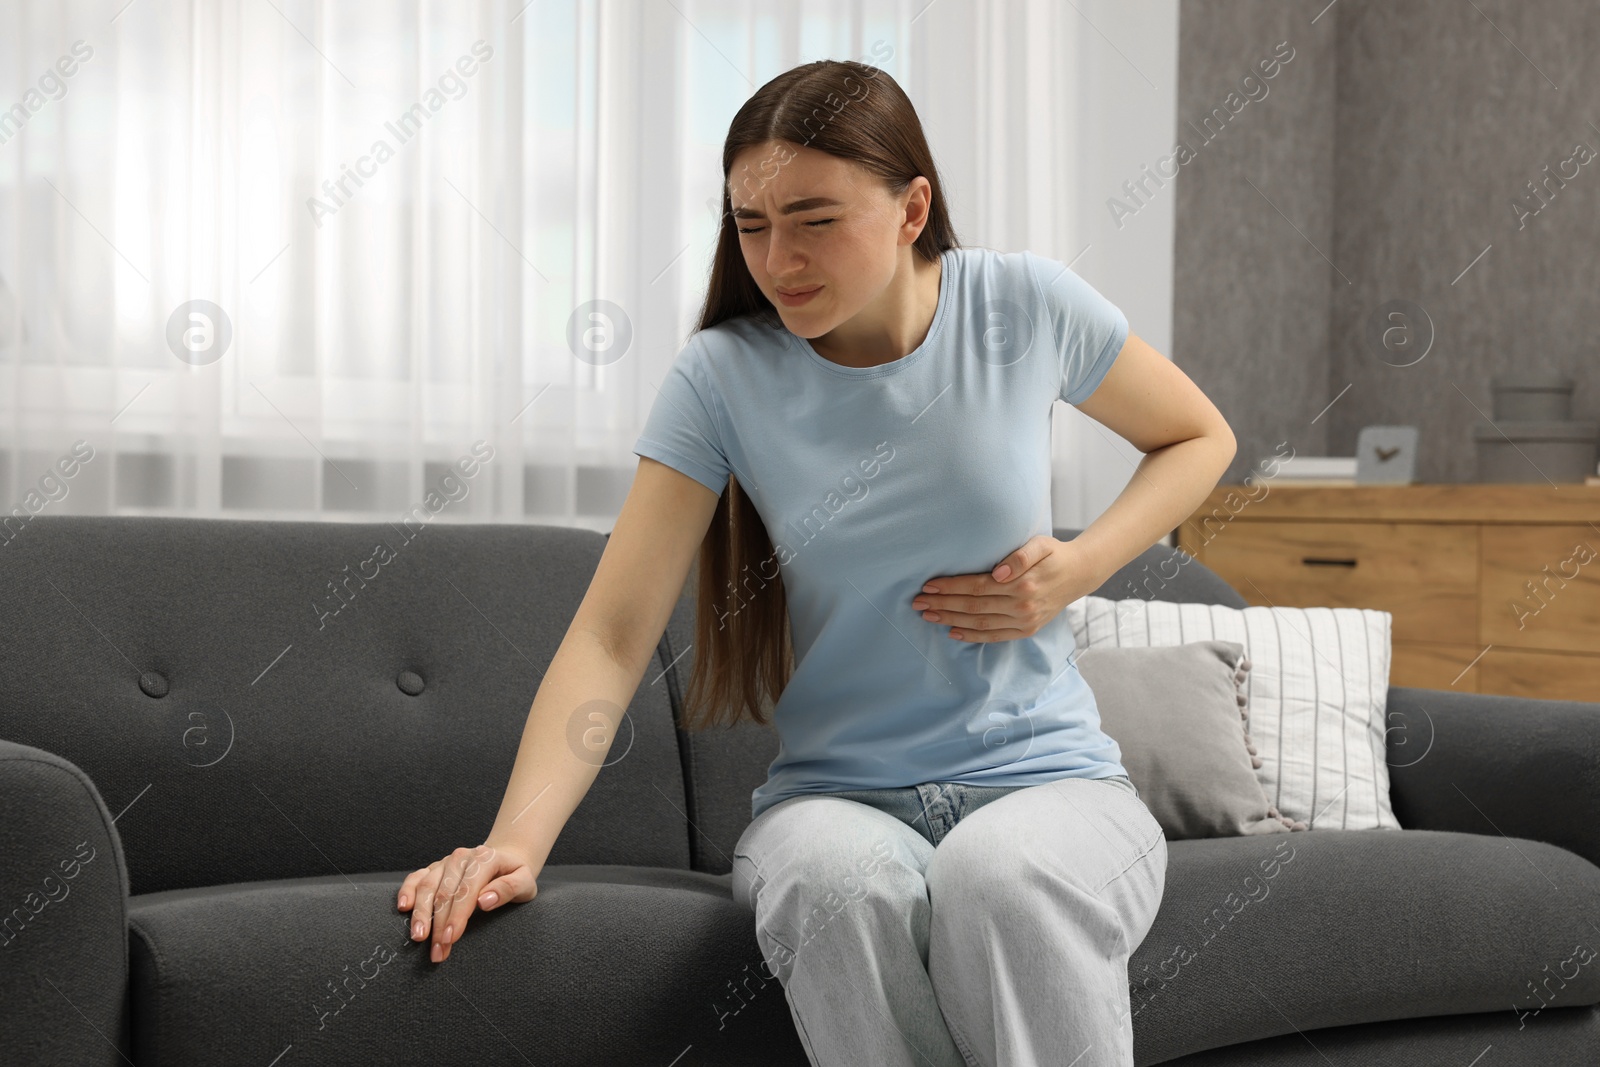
[397,842,540,963]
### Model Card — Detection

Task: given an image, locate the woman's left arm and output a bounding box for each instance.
[911,332,1236,642]
[1055,330,1237,588]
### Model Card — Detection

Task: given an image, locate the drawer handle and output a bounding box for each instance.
[1301,556,1358,567]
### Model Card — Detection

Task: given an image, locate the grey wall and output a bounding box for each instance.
[1175,0,1600,484]
[1173,1,1338,480]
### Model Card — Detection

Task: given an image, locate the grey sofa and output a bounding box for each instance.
[2,514,1598,1066]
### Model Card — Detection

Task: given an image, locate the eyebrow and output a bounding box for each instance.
[729,196,844,220]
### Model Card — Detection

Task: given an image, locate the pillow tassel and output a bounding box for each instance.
[1236,656,1263,768]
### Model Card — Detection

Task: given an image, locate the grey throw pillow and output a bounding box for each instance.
[1076,639,1305,840]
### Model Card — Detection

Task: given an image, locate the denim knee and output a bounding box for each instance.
[924,815,1050,905]
[734,798,932,982]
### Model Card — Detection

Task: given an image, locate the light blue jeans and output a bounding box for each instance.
[730,774,1166,1067]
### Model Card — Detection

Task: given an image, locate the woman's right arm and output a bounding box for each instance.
[398,455,721,962]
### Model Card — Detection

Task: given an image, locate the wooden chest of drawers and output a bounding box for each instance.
[1175,484,1600,701]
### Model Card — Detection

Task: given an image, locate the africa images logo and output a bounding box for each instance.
[165,300,234,366]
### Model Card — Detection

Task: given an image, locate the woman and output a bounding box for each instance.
[399,59,1235,1067]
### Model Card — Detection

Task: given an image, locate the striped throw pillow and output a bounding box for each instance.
[1067,595,1399,831]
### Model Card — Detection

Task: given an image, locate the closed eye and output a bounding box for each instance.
[737,219,835,235]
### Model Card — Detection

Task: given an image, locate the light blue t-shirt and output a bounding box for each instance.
[633,245,1132,820]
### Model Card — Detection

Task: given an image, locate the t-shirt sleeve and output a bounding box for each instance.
[632,336,732,496]
[1024,252,1130,406]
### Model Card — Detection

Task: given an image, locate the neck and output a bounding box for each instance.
[810,249,942,369]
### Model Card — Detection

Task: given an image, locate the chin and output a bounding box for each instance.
[778,310,829,338]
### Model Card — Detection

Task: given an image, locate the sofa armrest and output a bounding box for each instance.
[1385,686,1600,870]
[0,739,133,1066]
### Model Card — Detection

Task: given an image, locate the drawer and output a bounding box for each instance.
[1480,525,1600,653]
[1189,521,1479,645]
[1477,648,1600,702]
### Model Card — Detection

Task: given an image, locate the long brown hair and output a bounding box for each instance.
[679,58,960,732]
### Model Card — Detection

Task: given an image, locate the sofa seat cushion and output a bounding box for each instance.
[1130,829,1600,1064]
[128,865,809,1067]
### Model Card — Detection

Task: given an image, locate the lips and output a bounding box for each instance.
[776,285,821,296]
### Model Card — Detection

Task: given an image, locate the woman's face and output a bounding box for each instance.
[726,140,917,339]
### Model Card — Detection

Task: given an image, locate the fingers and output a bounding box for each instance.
[915,584,1034,613]
[404,864,443,945]
[429,844,497,963]
[396,866,431,913]
[917,604,1023,633]
[913,583,1042,640]
[396,845,536,964]
[931,611,1020,632]
[946,625,1029,643]
[912,591,1004,619]
[479,864,538,911]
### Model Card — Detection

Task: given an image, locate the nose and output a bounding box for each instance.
[765,225,805,281]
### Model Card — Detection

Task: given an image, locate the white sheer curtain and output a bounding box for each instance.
[0,0,1176,533]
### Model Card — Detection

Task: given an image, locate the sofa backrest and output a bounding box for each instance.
[0,516,693,895]
[671,527,1250,874]
[0,516,1249,891]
